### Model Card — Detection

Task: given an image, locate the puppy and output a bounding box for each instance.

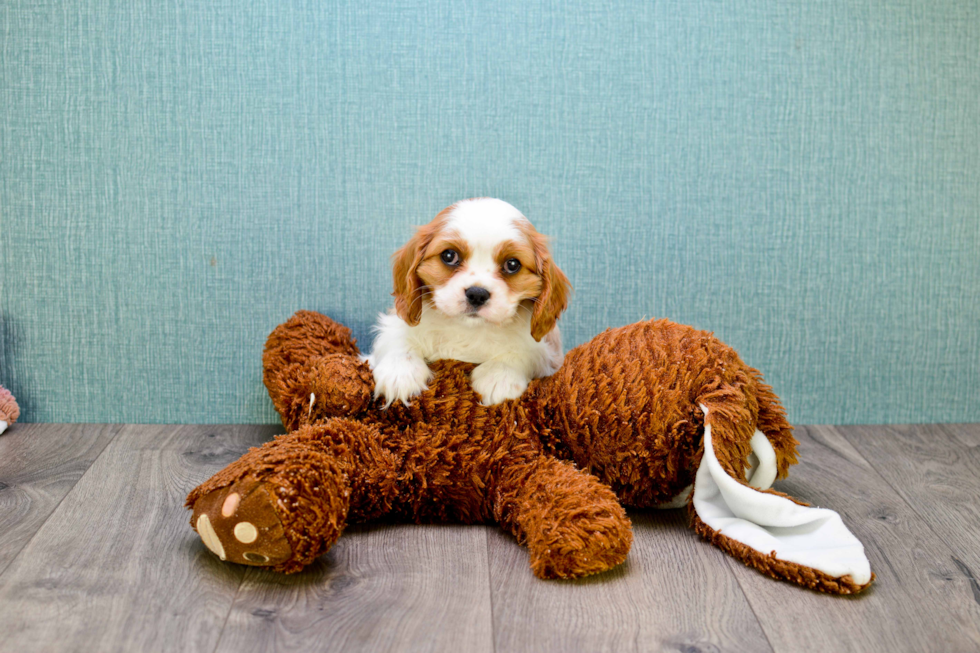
[366,198,571,407]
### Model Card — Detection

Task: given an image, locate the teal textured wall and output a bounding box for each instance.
[1,0,978,425]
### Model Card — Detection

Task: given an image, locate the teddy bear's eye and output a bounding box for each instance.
[503,258,522,274]
[440,249,460,266]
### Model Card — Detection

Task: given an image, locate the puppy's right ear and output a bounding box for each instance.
[392,206,454,325]
[391,231,426,325]
[391,221,442,325]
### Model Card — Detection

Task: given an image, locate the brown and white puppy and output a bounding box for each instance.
[366,198,571,406]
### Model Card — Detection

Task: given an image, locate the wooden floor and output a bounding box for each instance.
[1,423,979,652]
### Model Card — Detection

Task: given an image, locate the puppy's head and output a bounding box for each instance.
[391,198,571,341]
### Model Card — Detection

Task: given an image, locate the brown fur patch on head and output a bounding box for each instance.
[515,221,572,341]
[494,239,544,303]
[416,233,470,290]
[391,206,456,324]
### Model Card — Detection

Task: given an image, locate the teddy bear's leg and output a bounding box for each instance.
[493,454,633,579]
[186,418,400,573]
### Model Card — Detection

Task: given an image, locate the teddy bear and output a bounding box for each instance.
[186,310,873,594]
[0,385,19,435]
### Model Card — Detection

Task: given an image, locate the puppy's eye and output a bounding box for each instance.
[440,249,460,266]
[503,258,522,274]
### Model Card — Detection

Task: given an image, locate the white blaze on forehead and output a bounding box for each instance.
[445,198,527,276]
[445,198,527,245]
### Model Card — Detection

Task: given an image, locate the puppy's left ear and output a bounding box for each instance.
[529,235,572,342]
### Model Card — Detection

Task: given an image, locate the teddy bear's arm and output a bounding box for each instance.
[268,354,376,432]
[263,311,371,428]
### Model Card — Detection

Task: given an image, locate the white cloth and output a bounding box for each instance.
[692,405,871,585]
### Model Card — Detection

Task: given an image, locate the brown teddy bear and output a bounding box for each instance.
[186,310,873,594]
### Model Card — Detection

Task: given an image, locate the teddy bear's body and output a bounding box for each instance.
[188,311,872,593]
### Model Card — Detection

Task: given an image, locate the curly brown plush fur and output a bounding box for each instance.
[187,310,865,591]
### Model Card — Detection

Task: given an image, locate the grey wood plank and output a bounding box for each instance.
[0,424,120,576]
[488,509,772,653]
[0,423,280,653]
[214,523,495,653]
[727,424,980,653]
[940,423,980,448]
[840,423,980,576]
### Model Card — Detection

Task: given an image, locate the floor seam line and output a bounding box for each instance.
[211,567,249,653]
[722,554,778,653]
[485,527,498,653]
[0,423,123,581]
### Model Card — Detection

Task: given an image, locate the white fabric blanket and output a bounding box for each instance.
[691,405,872,585]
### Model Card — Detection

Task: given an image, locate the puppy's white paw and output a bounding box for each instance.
[470,362,529,405]
[369,353,433,407]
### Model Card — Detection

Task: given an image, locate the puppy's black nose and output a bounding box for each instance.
[465,286,491,308]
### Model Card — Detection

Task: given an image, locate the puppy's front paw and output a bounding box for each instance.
[369,353,433,407]
[470,362,529,405]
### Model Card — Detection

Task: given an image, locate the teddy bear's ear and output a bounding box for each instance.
[691,403,873,594]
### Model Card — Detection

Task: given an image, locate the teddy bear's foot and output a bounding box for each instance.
[497,457,633,579]
[191,477,293,567]
[187,422,371,573]
[527,519,632,580]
